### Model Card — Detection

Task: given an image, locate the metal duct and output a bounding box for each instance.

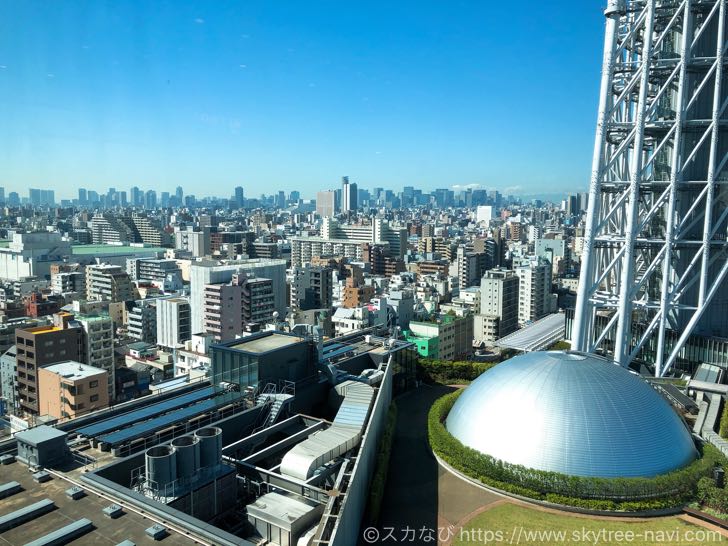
[145,445,177,489]
[171,435,200,482]
[194,427,222,468]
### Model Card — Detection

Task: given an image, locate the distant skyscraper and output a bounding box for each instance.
[276,191,286,208]
[8,192,19,206]
[234,186,245,208]
[316,190,336,217]
[78,188,87,205]
[40,189,54,206]
[290,190,300,203]
[342,176,358,212]
[161,191,170,207]
[144,190,157,209]
[29,188,41,206]
[119,191,128,207]
[130,186,141,207]
[175,185,184,204]
[0,187,5,204]
[88,190,99,204]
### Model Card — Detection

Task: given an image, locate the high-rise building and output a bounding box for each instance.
[175,226,211,257]
[189,259,287,333]
[474,268,519,344]
[203,272,275,341]
[29,188,41,206]
[130,186,141,207]
[75,313,115,401]
[290,266,332,312]
[175,185,184,205]
[234,186,245,208]
[86,264,137,302]
[316,190,336,217]
[144,190,157,209]
[342,176,358,212]
[156,297,192,350]
[78,188,87,205]
[515,258,555,326]
[572,0,728,376]
[127,300,158,344]
[456,246,488,289]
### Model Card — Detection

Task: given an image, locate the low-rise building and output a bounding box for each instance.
[37,361,109,420]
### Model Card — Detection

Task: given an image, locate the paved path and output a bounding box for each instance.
[377,384,501,544]
[374,383,728,545]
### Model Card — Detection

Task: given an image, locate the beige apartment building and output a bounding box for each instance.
[37,361,109,420]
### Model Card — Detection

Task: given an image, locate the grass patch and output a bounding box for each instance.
[453,503,723,545]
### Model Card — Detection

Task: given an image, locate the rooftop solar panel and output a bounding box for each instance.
[321,343,343,354]
[76,386,215,438]
[98,392,242,446]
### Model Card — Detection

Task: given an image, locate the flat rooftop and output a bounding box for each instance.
[71,244,167,256]
[0,459,195,546]
[229,333,302,353]
[41,361,106,380]
[23,325,62,335]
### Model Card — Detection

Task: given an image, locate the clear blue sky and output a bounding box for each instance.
[0,1,606,199]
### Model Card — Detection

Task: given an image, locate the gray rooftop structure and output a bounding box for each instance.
[494,312,565,352]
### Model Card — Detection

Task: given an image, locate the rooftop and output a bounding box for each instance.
[41,361,106,380]
[229,333,303,353]
[22,325,62,335]
[0,457,194,546]
[15,425,67,445]
[71,244,167,256]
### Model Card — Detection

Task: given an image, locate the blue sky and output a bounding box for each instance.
[0,1,606,199]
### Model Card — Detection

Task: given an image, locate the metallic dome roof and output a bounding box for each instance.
[446,351,697,478]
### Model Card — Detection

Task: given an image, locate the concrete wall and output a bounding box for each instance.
[330,359,393,545]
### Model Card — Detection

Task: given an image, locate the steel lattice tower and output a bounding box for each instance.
[573,0,728,376]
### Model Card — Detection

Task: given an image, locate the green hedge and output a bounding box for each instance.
[696,476,728,513]
[417,359,498,384]
[720,399,728,439]
[429,391,725,511]
[367,403,398,524]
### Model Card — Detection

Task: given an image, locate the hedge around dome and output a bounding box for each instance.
[429,390,725,511]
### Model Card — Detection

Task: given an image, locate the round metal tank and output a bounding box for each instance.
[171,435,200,481]
[194,427,222,468]
[145,445,177,488]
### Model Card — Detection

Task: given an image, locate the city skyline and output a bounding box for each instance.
[1,1,605,197]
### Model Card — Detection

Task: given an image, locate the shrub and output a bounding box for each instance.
[428,391,726,511]
[417,359,498,384]
[720,399,728,439]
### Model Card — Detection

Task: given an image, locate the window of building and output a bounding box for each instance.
[90,394,99,402]
[89,380,98,388]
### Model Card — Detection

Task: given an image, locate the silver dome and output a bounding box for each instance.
[446,351,698,478]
